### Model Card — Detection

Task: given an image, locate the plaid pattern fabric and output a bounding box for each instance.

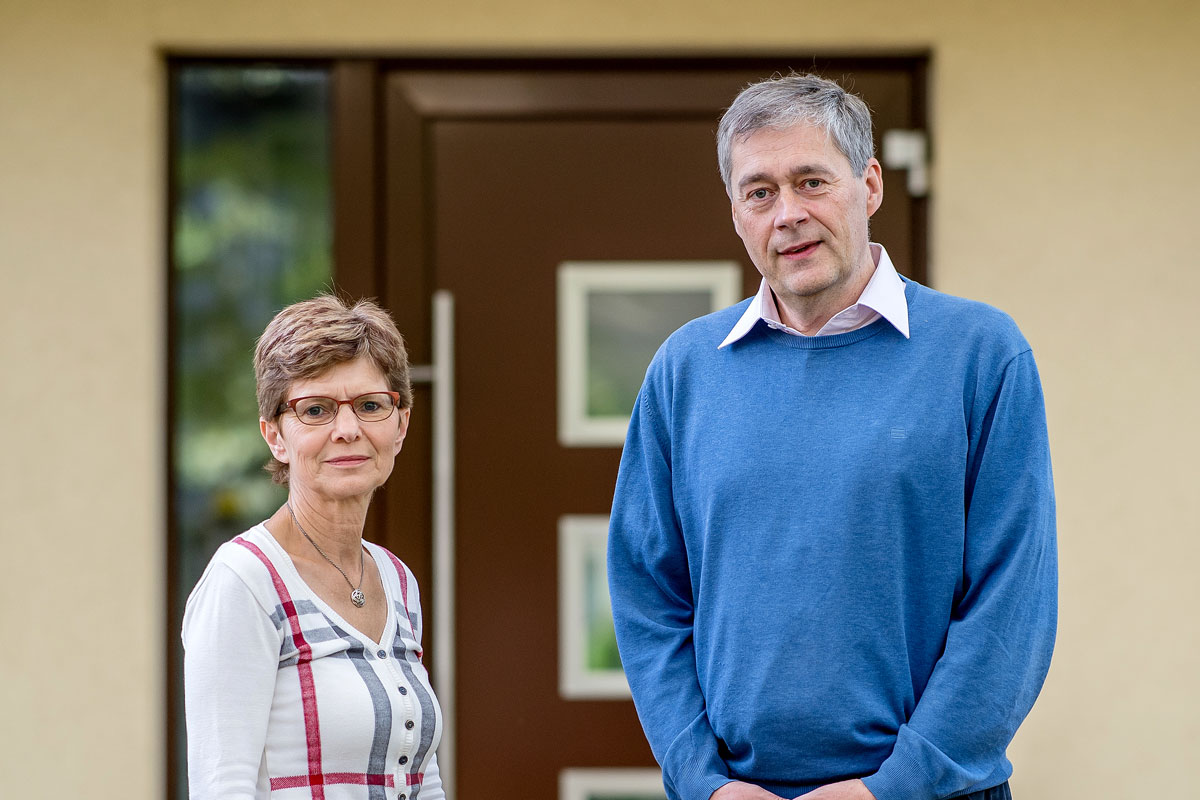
[184,524,442,800]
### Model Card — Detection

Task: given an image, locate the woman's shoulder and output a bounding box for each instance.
[183,523,290,638]
[207,523,285,577]
[188,524,289,605]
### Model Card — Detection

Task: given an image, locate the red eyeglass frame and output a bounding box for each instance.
[276,391,401,423]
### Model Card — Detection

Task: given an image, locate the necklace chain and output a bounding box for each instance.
[287,502,367,608]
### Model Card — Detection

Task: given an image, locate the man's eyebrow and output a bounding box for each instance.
[786,164,836,179]
[736,172,771,192]
[736,164,836,193]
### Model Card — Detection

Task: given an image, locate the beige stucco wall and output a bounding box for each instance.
[2,0,1197,797]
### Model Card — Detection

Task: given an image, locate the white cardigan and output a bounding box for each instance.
[183,524,443,800]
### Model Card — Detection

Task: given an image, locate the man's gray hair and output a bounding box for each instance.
[717,73,875,193]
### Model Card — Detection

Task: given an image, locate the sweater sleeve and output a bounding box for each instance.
[863,349,1058,800]
[608,383,732,800]
[182,558,282,800]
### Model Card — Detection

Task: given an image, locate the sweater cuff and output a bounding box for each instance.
[662,716,731,800]
[861,726,936,800]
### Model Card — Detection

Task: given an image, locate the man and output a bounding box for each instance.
[607,73,1056,800]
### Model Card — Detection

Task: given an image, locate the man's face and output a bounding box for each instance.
[729,123,883,320]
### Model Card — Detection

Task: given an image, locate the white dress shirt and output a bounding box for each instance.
[719,243,910,348]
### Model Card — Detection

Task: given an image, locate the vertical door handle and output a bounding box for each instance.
[408,289,456,797]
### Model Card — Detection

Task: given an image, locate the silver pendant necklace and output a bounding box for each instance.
[287,502,366,608]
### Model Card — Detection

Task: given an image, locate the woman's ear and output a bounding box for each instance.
[393,408,412,455]
[261,417,290,463]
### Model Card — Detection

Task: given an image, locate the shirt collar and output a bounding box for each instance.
[718,243,910,348]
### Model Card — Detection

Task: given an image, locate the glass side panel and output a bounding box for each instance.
[169,64,331,797]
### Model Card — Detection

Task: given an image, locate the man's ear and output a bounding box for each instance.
[261,417,290,463]
[863,158,884,218]
[393,408,412,455]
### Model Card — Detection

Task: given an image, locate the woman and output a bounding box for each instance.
[183,295,443,800]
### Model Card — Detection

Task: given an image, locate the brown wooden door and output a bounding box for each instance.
[373,61,927,800]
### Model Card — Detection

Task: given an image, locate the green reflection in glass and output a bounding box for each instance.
[584,535,622,672]
[170,64,331,797]
[586,290,712,417]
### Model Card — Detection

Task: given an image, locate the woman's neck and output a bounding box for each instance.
[280,489,371,564]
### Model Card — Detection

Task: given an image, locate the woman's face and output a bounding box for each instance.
[260,356,410,504]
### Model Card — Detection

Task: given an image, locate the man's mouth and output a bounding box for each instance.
[778,240,821,257]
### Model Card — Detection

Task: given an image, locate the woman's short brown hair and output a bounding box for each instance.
[254,294,412,485]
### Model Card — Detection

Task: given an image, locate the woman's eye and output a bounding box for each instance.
[360,401,381,413]
[303,403,331,418]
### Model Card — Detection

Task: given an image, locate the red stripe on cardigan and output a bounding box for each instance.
[235,536,326,800]
[383,550,421,651]
[268,772,423,790]
[270,773,398,790]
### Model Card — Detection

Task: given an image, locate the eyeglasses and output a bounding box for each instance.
[278,391,401,426]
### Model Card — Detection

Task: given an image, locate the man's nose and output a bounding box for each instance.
[774,189,809,228]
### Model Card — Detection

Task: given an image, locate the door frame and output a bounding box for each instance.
[165,52,930,800]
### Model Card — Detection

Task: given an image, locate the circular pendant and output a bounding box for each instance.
[351,589,366,608]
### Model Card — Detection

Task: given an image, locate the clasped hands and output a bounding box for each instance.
[711,778,876,800]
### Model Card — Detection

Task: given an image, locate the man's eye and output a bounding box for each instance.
[749,188,770,200]
[803,179,824,189]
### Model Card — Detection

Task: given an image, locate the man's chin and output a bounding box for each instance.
[774,270,841,301]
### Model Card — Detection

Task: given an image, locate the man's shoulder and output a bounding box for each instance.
[658,297,754,357]
[906,279,1030,355]
[636,298,753,396]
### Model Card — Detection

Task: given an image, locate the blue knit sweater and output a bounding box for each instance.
[607,280,1057,800]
